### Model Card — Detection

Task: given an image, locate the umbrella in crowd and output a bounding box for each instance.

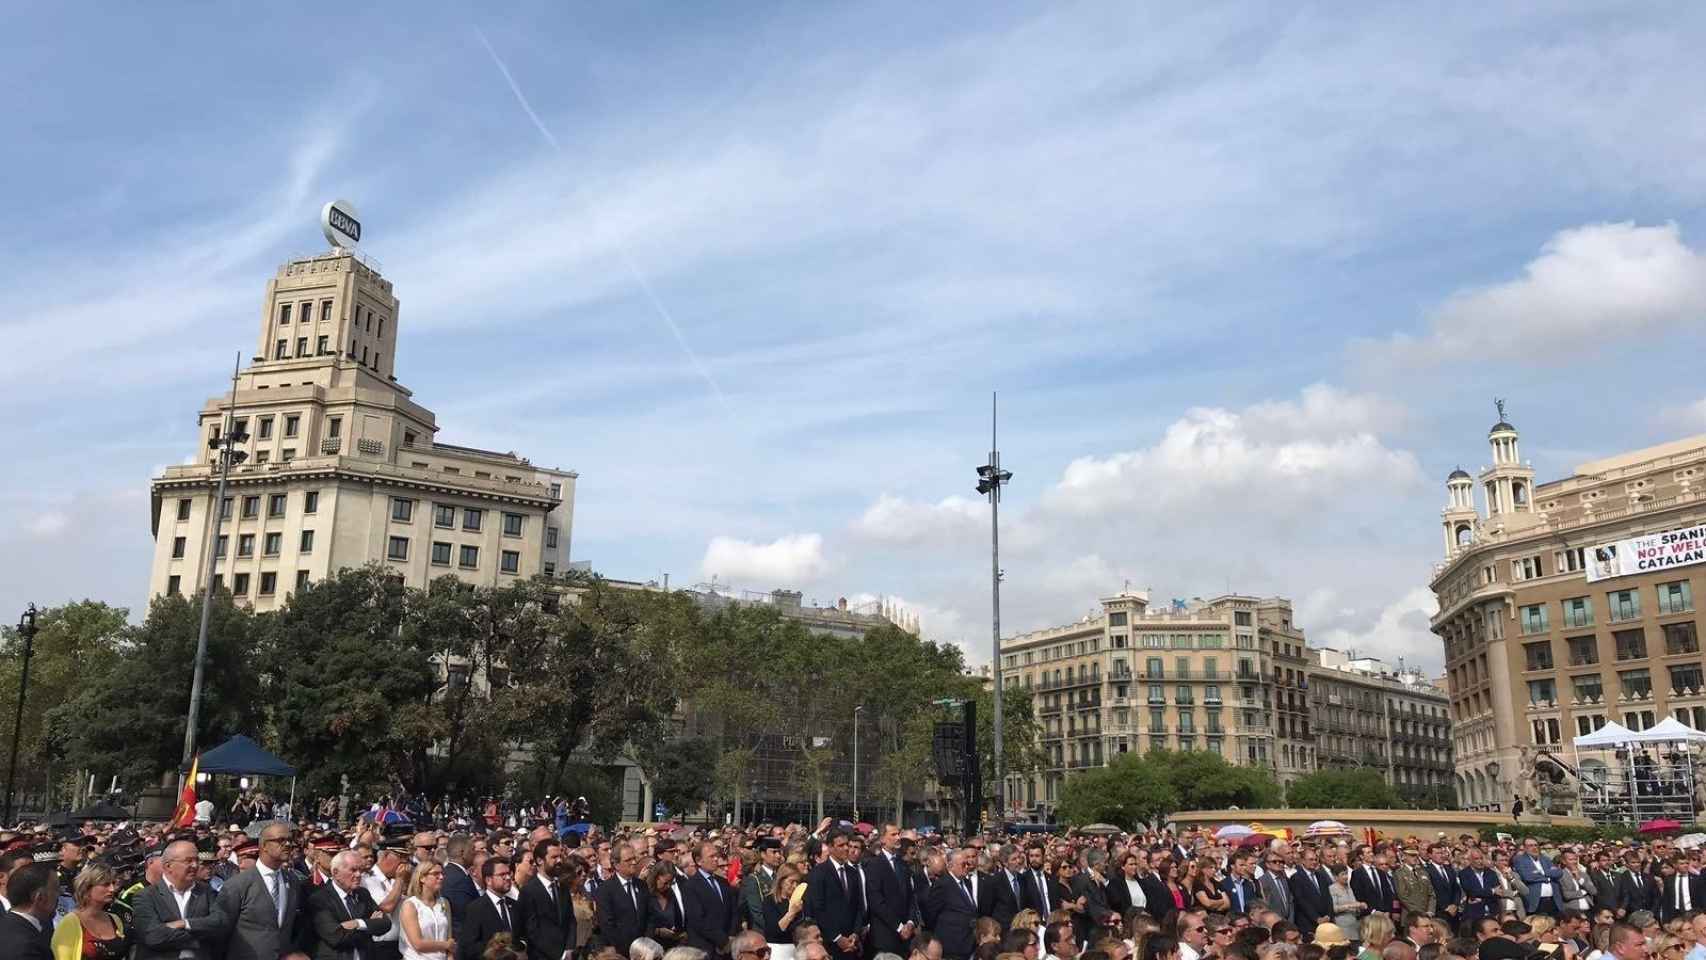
[1079,823,1122,836]
[1215,824,1254,840]
[1305,819,1349,837]
[1640,818,1683,835]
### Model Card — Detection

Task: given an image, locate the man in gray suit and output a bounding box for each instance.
[218,822,306,960]
[134,839,229,960]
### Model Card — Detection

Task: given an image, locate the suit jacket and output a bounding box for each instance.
[1615,871,1655,916]
[595,875,651,956]
[1350,866,1396,916]
[683,869,738,955]
[0,911,51,960]
[520,876,576,960]
[866,853,917,954]
[1220,875,1259,917]
[1423,861,1460,917]
[1258,870,1294,924]
[132,879,229,960]
[1071,872,1112,943]
[804,859,866,960]
[218,864,307,960]
[923,874,980,960]
[1659,874,1706,923]
[1512,853,1563,915]
[309,880,395,960]
[1288,867,1334,932]
[459,893,521,960]
[1022,868,1057,917]
[1138,873,1173,924]
[1394,864,1435,916]
[1457,868,1503,924]
[990,869,1027,930]
[1587,869,1621,913]
[1107,873,1145,917]
[443,863,481,936]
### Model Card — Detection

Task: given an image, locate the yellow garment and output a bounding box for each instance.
[791,882,808,907]
[51,910,126,960]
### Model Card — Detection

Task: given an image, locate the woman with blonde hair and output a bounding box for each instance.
[1011,909,1041,933]
[1357,914,1395,960]
[51,863,128,960]
[400,858,455,960]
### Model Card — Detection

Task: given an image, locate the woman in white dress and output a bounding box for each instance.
[400,860,456,960]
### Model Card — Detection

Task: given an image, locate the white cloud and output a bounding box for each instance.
[1372,222,1706,364]
[26,511,68,538]
[850,494,985,546]
[1043,383,1420,518]
[700,533,827,585]
[1309,587,1441,671]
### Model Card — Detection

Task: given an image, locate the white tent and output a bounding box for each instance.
[1638,717,1706,743]
[1573,720,1637,748]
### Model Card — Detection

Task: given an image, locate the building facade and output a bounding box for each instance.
[1430,419,1706,810]
[1308,651,1454,805]
[1000,592,1294,819]
[149,243,576,610]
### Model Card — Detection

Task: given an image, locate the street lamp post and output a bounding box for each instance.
[975,393,1012,826]
[178,356,247,798]
[852,704,865,822]
[5,603,40,825]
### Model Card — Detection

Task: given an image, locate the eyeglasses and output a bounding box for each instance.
[743,949,773,957]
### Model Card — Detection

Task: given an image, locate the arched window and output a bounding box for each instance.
[1513,481,1528,505]
[1456,523,1474,547]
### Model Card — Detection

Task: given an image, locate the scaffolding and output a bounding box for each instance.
[1569,718,1706,826]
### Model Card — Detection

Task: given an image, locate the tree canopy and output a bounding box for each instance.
[1287,767,1401,809]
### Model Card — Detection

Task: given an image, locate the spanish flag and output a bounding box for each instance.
[172,754,200,828]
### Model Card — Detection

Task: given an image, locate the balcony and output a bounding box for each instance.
[1525,698,1558,711]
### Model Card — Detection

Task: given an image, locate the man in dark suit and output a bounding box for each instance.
[310,850,395,960]
[1024,845,1057,916]
[1257,851,1295,926]
[133,839,229,960]
[460,857,520,960]
[1659,859,1705,924]
[1587,852,1620,916]
[521,839,576,960]
[1350,853,1397,920]
[1615,852,1654,918]
[595,843,650,956]
[684,842,738,956]
[866,826,917,956]
[443,834,480,937]
[1457,849,1503,926]
[805,830,866,960]
[218,824,308,960]
[990,845,1031,930]
[1070,850,1114,944]
[924,848,982,960]
[1289,847,1335,935]
[1222,852,1259,918]
[0,862,56,960]
[1423,844,1461,924]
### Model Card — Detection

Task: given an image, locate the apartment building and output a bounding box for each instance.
[1430,415,1706,810]
[1309,651,1454,805]
[999,592,1287,819]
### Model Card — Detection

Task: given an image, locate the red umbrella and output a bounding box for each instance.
[1237,833,1270,848]
[1640,819,1683,835]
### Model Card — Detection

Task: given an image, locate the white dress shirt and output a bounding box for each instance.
[363,866,401,943]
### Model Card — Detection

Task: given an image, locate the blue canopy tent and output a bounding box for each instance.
[194,735,298,812]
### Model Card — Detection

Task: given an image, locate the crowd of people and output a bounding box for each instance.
[0,810,1700,960]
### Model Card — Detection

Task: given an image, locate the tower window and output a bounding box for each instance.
[257,416,273,439]
[372,352,381,371]
[284,415,300,438]
[349,338,358,357]
[361,345,368,365]
[279,303,292,324]
[275,339,287,360]
[171,536,186,559]
[317,335,328,355]
[176,498,192,521]
[320,300,333,323]
[365,310,372,332]
[327,417,341,439]
[300,301,313,323]
[378,317,385,338]
[295,337,308,357]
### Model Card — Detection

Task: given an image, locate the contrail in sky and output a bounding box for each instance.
[474,26,733,417]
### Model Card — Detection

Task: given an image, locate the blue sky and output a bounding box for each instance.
[6,3,1706,672]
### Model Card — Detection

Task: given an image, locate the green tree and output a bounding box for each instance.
[873,711,935,824]
[0,601,128,774]
[259,566,439,798]
[793,742,837,822]
[647,737,719,819]
[1287,767,1400,809]
[54,590,264,790]
[1056,753,1179,829]
[1156,751,1282,812]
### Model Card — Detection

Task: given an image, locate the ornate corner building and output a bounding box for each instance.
[148,241,576,609]
[1431,414,1706,811]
